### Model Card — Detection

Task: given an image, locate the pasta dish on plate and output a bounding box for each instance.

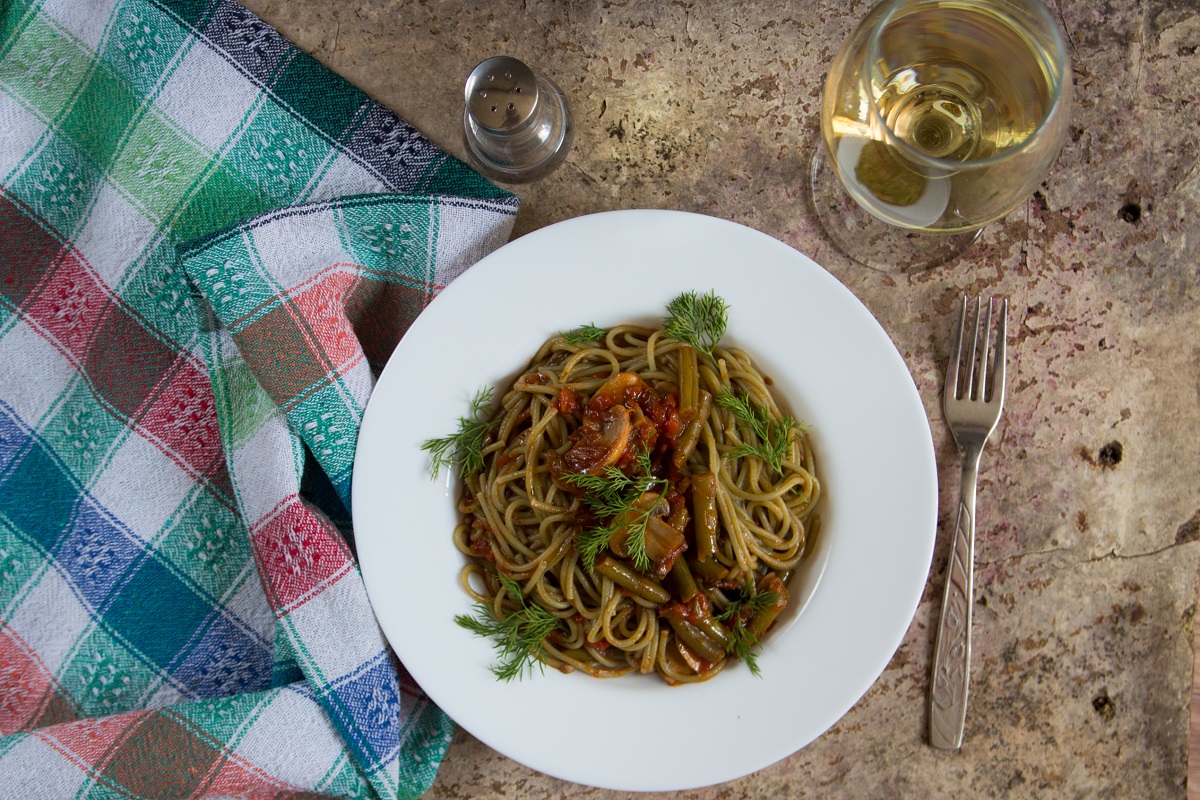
[427,292,821,684]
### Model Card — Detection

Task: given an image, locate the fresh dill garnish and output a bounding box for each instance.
[574,525,618,574]
[715,589,782,677]
[715,589,782,620]
[623,515,652,573]
[421,387,499,479]
[454,574,561,682]
[663,290,729,364]
[564,450,666,574]
[560,324,608,345]
[727,624,764,677]
[715,391,801,475]
[565,466,640,518]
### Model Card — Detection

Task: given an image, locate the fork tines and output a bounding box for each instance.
[947,296,1008,407]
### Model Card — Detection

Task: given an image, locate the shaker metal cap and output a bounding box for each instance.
[465,56,539,132]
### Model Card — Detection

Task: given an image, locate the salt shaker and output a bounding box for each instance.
[462,56,574,183]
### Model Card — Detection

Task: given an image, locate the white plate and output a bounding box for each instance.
[353,210,937,792]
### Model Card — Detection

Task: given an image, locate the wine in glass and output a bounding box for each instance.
[811,0,1072,272]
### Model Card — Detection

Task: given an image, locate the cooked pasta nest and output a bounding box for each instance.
[453,324,820,683]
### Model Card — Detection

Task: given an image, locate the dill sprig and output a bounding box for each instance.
[560,324,608,345]
[574,525,619,574]
[663,290,729,364]
[623,511,654,574]
[574,502,659,574]
[715,589,782,677]
[716,391,801,476]
[565,451,666,573]
[421,387,499,480]
[454,574,561,682]
[565,466,641,518]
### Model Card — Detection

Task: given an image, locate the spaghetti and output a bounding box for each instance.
[452,323,820,683]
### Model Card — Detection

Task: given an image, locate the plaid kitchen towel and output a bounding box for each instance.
[0,0,518,797]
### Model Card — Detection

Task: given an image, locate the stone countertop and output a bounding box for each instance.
[239,1,1200,797]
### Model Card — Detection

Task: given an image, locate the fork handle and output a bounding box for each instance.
[929,449,981,750]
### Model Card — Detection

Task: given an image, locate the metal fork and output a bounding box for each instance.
[929,296,1008,751]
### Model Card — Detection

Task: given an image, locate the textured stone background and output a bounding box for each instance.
[239,1,1200,797]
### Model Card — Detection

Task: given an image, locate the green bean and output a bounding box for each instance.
[672,390,711,469]
[668,557,698,602]
[666,615,725,663]
[679,345,698,410]
[691,470,719,561]
[687,555,729,583]
[672,420,700,470]
[746,573,789,640]
[595,556,671,604]
[692,611,731,648]
[667,499,690,535]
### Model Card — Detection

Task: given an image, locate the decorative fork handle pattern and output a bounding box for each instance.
[930,453,980,750]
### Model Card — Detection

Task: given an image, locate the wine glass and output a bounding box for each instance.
[810,0,1072,272]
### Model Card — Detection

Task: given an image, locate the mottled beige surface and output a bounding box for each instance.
[240,1,1200,797]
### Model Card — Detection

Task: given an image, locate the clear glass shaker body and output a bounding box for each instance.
[463,56,574,183]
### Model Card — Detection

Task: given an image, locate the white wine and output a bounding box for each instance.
[820,0,1070,232]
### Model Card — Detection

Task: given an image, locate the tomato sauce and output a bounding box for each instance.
[561,372,685,476]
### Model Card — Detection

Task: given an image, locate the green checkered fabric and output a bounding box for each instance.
[0,0,517,797]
